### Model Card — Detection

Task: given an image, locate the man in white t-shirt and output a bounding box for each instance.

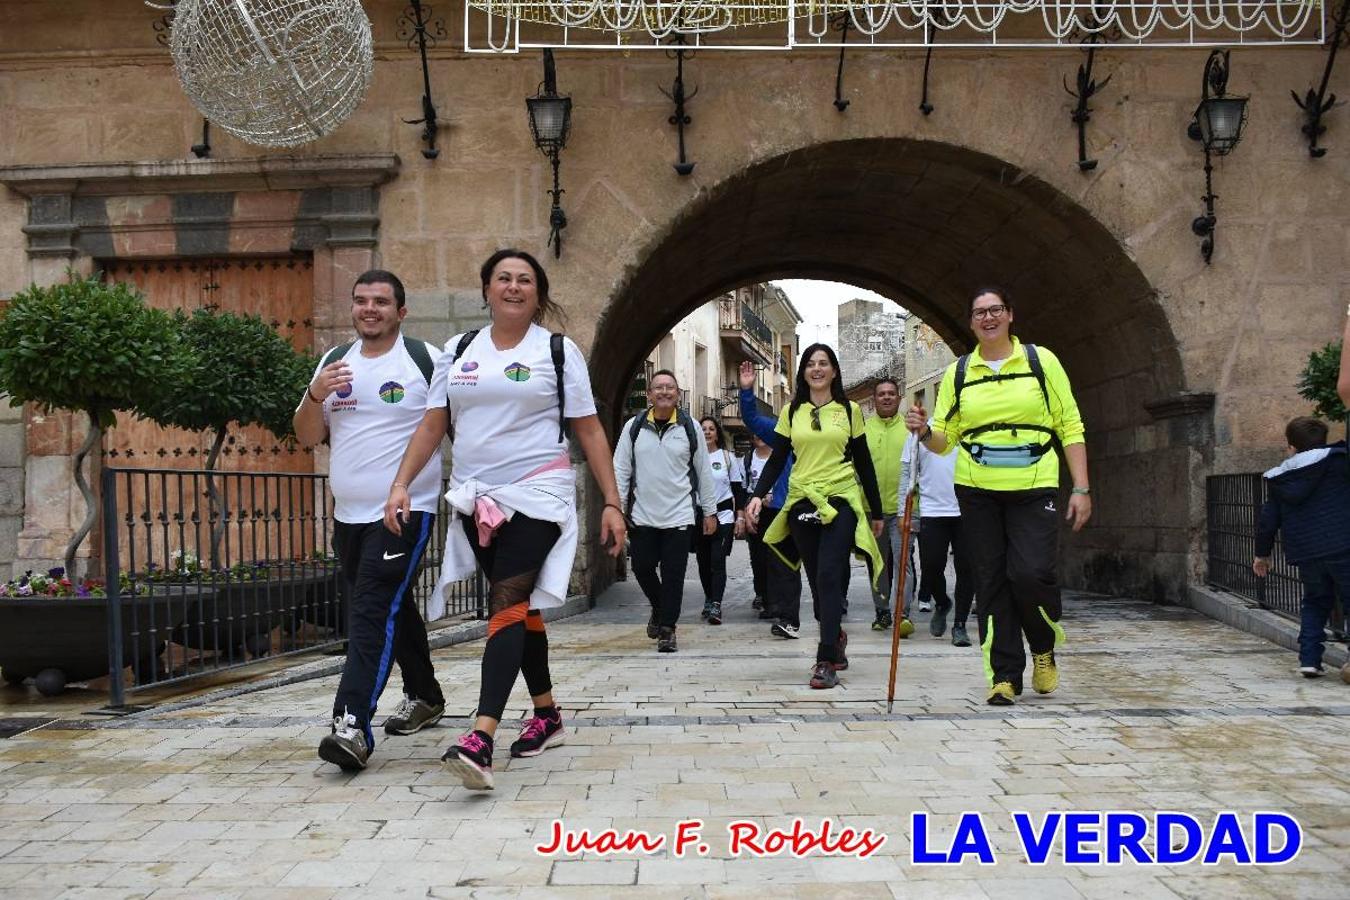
[294,270,447,772]
[900,405,974,647]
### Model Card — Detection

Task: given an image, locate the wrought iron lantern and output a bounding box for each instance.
[527,50,573,259]
[1187,50,1248,264]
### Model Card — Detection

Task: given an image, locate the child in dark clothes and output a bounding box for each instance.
[1254,417,1350,679]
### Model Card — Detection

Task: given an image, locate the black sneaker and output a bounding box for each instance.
[752,596,764,611]
[772,621,800,639]
[951,623,971,647]
[835,628,849,671]
[657,627,678,653]
[707,602,722,625]
[809,661,838,689]
[646,609,660,640]
[442,730,494,790]
[700,606,710,620]
[871,610,892,631]
[510,707,565,758]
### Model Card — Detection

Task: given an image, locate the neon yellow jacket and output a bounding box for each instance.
[863,412,907,516]
[931,338,1085,492]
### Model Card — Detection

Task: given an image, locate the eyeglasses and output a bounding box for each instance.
[809,406,821,431]
[971,305,1008,321]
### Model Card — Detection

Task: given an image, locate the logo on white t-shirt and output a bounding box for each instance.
[461,361,478,372]
[335,382,353,399]
[378,381,405,404]
[504,362,531,382]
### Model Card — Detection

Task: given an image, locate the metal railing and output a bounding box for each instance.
[100,467,483,706]
[1206,473,1342,634]
[718,297,774,355]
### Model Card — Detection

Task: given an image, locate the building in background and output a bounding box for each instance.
[904,318,959,413]
[626,283,801,450]
[838,298,908,394]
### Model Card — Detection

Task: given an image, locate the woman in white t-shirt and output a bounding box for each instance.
[695,416,744,625]
[384,249,626,791]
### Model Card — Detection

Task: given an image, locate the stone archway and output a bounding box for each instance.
[592,137,1203,603]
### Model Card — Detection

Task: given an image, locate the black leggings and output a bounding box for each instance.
[786,498,857,665]
[460,514,561,722]
[694,522,734,607]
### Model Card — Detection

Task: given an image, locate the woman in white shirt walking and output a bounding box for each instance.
[695,416,744,625]
[384,249,625,790]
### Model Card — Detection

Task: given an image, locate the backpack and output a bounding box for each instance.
[945,343,1058,453]
[450,329,569,442]
[320,334,434,386]
[625,408,703,523]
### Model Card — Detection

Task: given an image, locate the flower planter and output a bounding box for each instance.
[0,593,174,695]
[170,570,340,659]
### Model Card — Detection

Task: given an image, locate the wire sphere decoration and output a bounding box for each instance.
[168,0,374,148]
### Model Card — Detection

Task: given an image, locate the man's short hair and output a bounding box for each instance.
[353,269,406,308]
[649,368,679,388]
[874,377,899,394]
[1286,416,1329,452]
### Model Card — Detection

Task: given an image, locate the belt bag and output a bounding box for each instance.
[961,441,1052,468]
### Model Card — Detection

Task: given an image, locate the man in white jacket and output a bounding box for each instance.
[613,370,717,652]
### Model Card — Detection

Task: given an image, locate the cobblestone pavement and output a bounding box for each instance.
[1,543,1348,898]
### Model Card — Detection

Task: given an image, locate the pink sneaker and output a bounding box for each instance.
[442,730,494,790]
[510,708,566,758]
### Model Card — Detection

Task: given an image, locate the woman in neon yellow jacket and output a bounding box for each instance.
[746,343,883,690]
[905,287,1091,706]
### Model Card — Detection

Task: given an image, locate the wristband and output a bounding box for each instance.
[1071,487,1091,496]
[392,481,408,489]
[919,426,933,443]
[306,386,324,404]
[603,502,624,516]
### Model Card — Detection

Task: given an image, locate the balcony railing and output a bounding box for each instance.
[718,297,774,361]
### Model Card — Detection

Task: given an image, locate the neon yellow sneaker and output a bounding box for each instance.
[1032,651,1059,695]
[897,618,915,639]
[987,682,1015,706]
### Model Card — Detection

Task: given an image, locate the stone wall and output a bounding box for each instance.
[1,2,1347,599]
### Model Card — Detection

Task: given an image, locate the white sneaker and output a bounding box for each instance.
[918,600,933,613]
[318,711,369,771]
[771,622,800,640]
[1298,665,1325,678]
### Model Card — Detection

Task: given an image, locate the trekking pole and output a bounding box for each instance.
[886,434,921,714]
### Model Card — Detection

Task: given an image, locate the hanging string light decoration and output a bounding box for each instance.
[165,0,374,148]
[467,0,792,37]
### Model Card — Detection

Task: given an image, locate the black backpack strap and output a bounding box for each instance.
[946,353,971,422]
[551,332,568,442]
[401,335,434,386]
[320,341,354,370]
[451,329,480,364]
[1024,343,1050,412]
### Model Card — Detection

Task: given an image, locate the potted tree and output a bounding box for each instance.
[1298,340,1347,430]
[0,275,189,693]
[142,308,334,662]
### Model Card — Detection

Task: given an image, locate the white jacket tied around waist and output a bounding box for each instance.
[430,464,578,620]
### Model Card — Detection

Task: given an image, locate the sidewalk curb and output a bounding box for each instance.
[123,594,593,720]
[1182,583,1348,669]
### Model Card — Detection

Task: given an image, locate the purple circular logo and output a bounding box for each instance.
[461,361,479,372]
[335,382,353,398]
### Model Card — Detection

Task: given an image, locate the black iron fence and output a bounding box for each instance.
[1206,473,1342,634]
[99,467,483,706]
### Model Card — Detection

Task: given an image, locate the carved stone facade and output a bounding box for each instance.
[1,2,1348,601]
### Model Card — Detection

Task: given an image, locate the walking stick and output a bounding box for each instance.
[886,434,921,714]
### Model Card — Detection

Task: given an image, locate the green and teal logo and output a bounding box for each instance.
[378,381,405,404]
[504,362,531,382]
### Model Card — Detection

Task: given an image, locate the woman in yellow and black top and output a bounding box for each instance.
[746,344,884,690]
[905,287,1091,706]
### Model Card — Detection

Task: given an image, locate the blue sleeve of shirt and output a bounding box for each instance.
[741,389,792,507]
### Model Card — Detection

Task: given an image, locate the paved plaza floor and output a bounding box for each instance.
[1,544,1348,898]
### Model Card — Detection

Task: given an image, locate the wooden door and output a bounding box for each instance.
[99,257,321,572]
